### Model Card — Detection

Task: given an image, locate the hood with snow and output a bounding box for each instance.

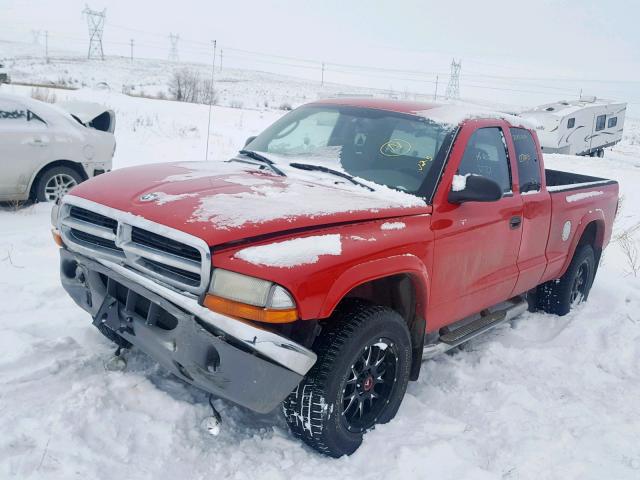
[67,160,430,247]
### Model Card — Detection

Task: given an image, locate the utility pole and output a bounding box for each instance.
[129,39,134,62]
[434,75,439,100]
[205,40,217,162]
[219,49,223,72]
[321,62,325,87]
[445,59,461,100]
[44,31,49,63]
[82,4,106,60]
[168,33,180,62]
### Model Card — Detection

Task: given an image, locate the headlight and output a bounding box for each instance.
[204,269,297,323]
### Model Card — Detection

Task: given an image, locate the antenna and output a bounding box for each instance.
[82,4,106,60]
[205,40,217,161]
[168,33,180,62]
[445,59,461,100]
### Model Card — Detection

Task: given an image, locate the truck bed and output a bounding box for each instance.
[545,169,617,192]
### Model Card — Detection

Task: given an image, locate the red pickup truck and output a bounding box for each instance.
[52,98,618,457]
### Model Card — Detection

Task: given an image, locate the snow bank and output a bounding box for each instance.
[234,234,342,267]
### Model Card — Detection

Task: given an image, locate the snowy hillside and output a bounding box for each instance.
[1,65,640,478]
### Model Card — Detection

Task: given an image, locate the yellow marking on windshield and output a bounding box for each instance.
[380,139,412,156]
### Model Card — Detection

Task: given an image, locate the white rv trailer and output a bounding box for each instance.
[520,97,626,157]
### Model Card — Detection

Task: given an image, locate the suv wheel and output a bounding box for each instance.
[283,301,412,457]
[537,244,596,315]
[36,166,82,203]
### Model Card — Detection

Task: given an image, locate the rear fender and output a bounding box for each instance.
[558,210,606,278]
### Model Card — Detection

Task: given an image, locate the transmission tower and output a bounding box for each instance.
[445,59,461,100]
[82,4,106,60]
[31,30,41,45]
[168,33,180,62]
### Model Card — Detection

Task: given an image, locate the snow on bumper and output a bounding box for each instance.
[59,248,316,413]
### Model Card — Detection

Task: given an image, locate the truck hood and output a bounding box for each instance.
[68,161,431,247]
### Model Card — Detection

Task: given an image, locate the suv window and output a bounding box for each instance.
[595,114,606,131]
[510,128,541,193]
[458,127,511,193]
[266,110,339,154]
[567,118,575,128]
[608,116,617,128]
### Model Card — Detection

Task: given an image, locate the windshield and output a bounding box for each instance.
[247,105,455,198]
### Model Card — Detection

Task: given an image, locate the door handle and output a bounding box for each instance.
[28,138,48,147]
[510,216,522,229]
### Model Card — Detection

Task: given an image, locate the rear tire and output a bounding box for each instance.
[35,166,82,203]
[537,244,596,315]
[283,301,412,457]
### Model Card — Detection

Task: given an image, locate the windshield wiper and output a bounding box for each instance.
[232,150,286,176]
[289,162,374,191]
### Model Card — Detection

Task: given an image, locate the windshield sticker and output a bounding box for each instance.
[417,157,432,171]
[380,139,412,157]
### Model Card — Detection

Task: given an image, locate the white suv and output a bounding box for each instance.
[0,93,115,202]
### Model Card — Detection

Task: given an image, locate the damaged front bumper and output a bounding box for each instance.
[59,248,316,413]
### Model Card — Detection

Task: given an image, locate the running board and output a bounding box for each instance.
[422,297,528,360]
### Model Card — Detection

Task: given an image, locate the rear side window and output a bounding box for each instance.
[510,128,541,193]
[608,116,618,128]
[458,127,511,193]
[595,115,606,131]
[567,118,575,128]
[0,101,46,127]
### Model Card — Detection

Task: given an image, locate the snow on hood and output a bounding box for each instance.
[69,160,430,247]
[234,234,342,268]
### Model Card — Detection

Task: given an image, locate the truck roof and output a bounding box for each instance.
[310,97,441,115]
[309,97,535,129]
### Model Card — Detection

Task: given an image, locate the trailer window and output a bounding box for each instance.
[596,115,606,131]
[510,128,541,193]
[567,118,575,128]
[608,117,618,128]
[458,127,512,193]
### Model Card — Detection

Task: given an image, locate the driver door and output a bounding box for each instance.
[428,121,523,330]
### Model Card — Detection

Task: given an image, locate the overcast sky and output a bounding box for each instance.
[2,0,639,113]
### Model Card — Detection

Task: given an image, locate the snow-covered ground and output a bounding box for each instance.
[1,70,640,479]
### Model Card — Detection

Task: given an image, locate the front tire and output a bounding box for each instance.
[283,302,412,457]
[35,166,82,203]
[537,244,596,315]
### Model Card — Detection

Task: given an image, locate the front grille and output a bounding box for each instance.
[69,206,117,232]
[70,229,121,252]
[60,200,210,295]
[132,227,201,262]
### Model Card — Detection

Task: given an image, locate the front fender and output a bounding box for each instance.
[318,254,430,319]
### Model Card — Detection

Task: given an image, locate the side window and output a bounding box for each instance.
[458,127,511,193]
[510,128,541,193]
[0,102,46,128]
[608,116,618,128]
[267,110,339,154]
[567,118,575,129]
[595,114,606,131]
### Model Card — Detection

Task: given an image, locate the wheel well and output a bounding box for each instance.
[578,221,603,263]
[339,274,425,380]
[29,160,87,199]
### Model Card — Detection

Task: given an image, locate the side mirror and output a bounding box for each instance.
[448,174,503,204]
[244,136,257,147]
